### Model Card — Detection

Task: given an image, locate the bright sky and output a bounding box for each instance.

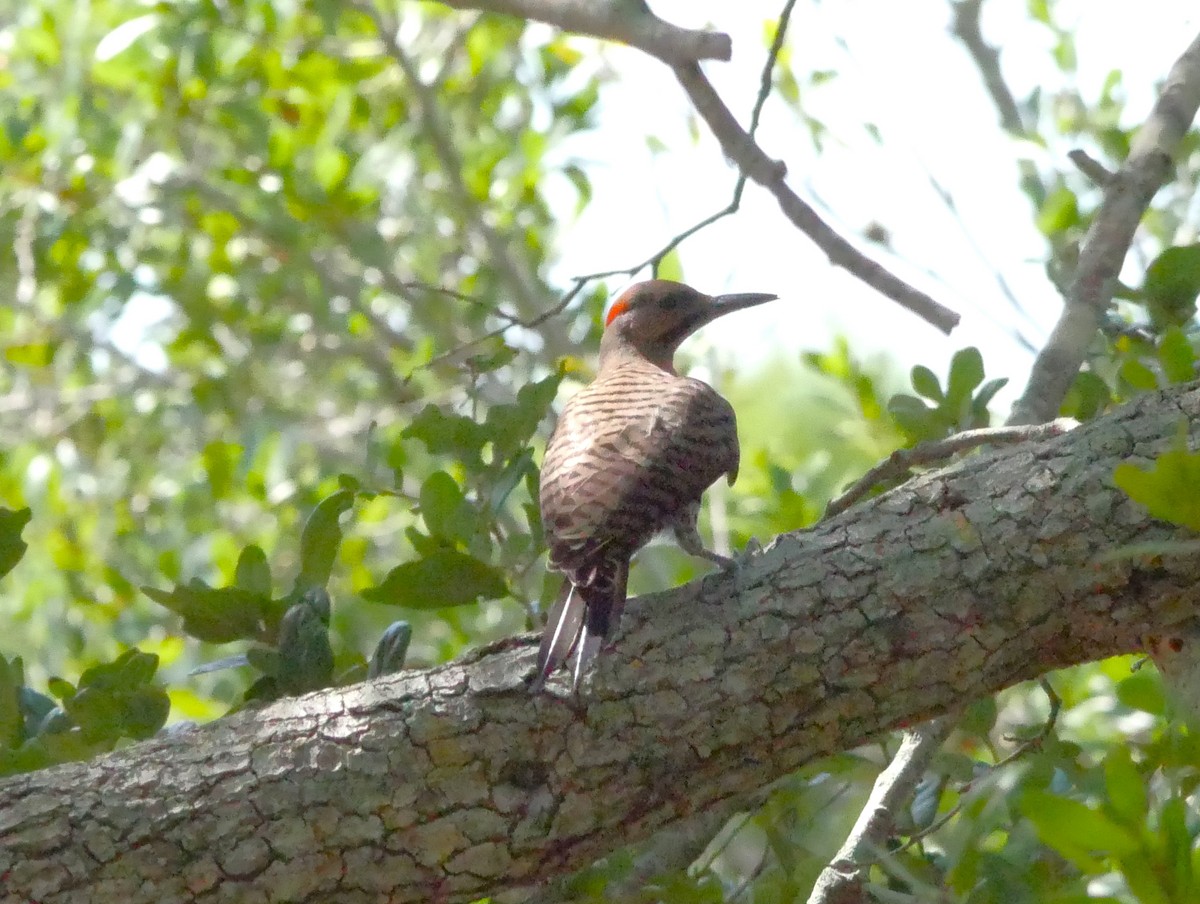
[551,0,1199,406]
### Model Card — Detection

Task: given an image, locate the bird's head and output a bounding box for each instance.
[600,279,777,371]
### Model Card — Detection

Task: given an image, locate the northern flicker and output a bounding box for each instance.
[534,279,777,692]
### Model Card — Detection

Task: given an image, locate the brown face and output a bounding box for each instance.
[604,280,713,347]
[604,280,778,356]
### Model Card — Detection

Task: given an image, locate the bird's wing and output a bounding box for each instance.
[541,377,738,565]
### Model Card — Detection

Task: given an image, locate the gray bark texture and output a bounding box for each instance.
[3,381,1199,904]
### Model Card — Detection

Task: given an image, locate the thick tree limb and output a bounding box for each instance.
[430,0,733,63]
[3,381,1199,903]
[1011,30,1200,424]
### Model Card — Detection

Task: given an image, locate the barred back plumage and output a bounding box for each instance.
[532,280,776,692]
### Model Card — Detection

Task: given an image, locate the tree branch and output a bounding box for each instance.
[574,0,798,284]
[950,0,1047,210]
[806,718,954,904]
[825,420,1078,518]
[672,62,961,335]
[431,0,733,63]
[1010,30,1200,424]
[5,379,1200,903]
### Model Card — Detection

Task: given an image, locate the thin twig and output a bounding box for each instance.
[577,0,798,284]
[409,278,590,377]
[824,420,1078,519]
[894,679,1061,854]
[672,62,961,334]
[950,0,1046,208]
[432,0,733,63]
[1067,148,1116,186]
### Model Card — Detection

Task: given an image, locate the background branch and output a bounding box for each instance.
[672,62,961,334]
[806,718,954,904]
[431,0,733,63]
[1010,30,1200,424]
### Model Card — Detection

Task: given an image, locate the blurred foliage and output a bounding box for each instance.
[888,346,1007,444]
[3,0,1200,902]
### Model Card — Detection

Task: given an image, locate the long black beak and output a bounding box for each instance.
[710,291,778,317]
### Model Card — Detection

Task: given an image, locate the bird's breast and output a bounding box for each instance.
[539,365,739,563]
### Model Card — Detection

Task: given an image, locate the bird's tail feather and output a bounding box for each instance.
[532,559,629,693]
[531,581,582,693]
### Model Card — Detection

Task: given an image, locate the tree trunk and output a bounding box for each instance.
[2,382,1197,904]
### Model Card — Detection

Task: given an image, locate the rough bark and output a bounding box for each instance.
[3,382,1199,904]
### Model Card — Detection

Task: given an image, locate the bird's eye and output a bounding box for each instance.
[659,293,682,310]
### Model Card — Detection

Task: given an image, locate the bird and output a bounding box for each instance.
[533,279,777,692]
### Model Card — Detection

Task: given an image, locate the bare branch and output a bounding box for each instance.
[825,420,1078,518]
[432,0,732,63]
[806,718,954,904]
[889,680,1060,857]
[672,62,961,334]
[409,278,589,376]
[1068,148,1116,186]
[1011,30,1200,425]
[576,0,799,284]
[950,0,1047,209]
[950,0,1027,137]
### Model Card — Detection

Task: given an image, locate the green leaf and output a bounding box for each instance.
[1158,328,1196,384]
[888,393,940,443]
[1037,185,1080,236]
[296,489,354,592]
[562,163,592,215]
[910,365,943,401]
[1143,244,1200,329]
[1120,851,1170,904]
[276,604,334,695]
[363,549,509,608]
[656,248,684,283]
[419,472,473,543]
[1119,358,1159,392]
[78,649,159,691]
[4,342,59,367]
[1103,746,1146,826]
[1062,370,1111,420]
[142,581,267,643]
[403,405,490,464]
[1020,789,1138,870]
[313,146,349,192]
[945,347,985,408]
[1116,667,1165,715]
[235,545,272,598]
[118,686,171,740]
[1114,444,1200,530]
[202,440,242,500]
[491,449,535,512]
[486,372,562,455]
[1160,795,1193,896]
[0,507,31,580]
[974,377,1009,412]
